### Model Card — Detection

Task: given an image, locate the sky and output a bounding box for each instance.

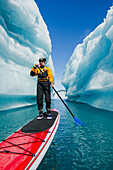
[34,0,113,90]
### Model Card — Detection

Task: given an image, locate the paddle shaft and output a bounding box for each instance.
[37,66,74,118]
[52,86,74,117]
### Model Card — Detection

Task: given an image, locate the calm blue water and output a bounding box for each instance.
[0,99,113,170]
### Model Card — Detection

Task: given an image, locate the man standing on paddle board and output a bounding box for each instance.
[30,57,54,120]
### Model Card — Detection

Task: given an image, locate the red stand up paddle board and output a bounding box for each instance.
[0,109,60,170]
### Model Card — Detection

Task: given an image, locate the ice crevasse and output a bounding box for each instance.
[0,0,54,95]
[62,6,113,112]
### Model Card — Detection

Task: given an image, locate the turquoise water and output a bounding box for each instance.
[0,100,113,169]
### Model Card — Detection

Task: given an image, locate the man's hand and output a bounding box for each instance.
[34,64,39,67]
[50,83,54,87]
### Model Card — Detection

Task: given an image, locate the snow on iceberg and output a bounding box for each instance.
[0,0,54,95]
[62,6,113,112]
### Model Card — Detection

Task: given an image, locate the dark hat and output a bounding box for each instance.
[39,57,46,62]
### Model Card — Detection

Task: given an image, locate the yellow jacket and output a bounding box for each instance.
[30,66,53,84]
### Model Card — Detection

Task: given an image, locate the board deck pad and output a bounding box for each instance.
[21,111,58,133]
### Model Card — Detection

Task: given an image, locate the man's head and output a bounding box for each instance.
[39,57,46,66]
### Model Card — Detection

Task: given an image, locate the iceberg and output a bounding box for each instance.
[0,0,54,110]
[0,0,54,95]
[62,6,113,112]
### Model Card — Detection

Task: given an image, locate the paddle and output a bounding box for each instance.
[37,66,84,125]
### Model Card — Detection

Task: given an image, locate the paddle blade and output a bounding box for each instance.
[73,116,85,125]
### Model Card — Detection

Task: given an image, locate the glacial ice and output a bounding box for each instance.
[0,0,54,95]
[62,6,113,112]
[0,0,54,111]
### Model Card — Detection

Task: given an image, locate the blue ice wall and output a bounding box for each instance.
[62,6,113,112]
[0,0,54,95]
